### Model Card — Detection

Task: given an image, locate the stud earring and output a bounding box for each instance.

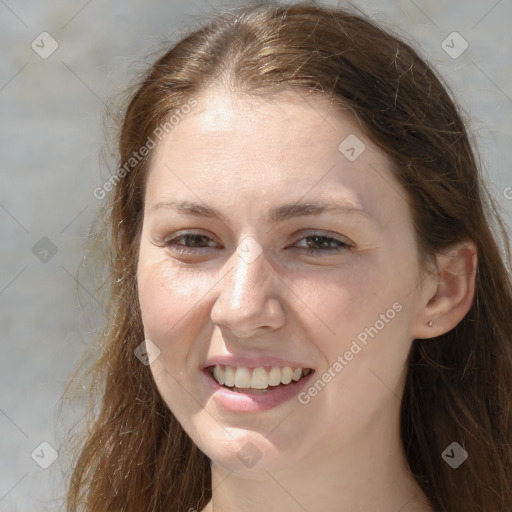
[427,320,434,327]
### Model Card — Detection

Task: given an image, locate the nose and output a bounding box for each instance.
[210,236,286,338]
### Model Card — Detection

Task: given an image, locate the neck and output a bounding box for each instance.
[203,428,433,512]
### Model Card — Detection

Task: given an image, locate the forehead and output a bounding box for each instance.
[158,89,351,160]
[144,88,403,225]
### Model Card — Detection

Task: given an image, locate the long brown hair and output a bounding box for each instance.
[65,3,512,511]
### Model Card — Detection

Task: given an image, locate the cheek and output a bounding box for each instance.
[298,252,418,371]
[137,254,208,339]
[137,264,200,385]
[137,257,211,411]
[293,260,391,339]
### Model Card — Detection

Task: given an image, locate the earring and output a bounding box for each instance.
[427,320,434,327]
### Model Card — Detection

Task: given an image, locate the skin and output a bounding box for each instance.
[136,88,476,512]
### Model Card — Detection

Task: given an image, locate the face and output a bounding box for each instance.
[136,89,426,477]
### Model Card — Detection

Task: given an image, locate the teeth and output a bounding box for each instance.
[224,366,235,387]
[210,365,311,390]
[234,367,251,388]
[213,365,225,385]
[292,368,302,381]
[281,366,293,385]
[268,366,281,386]
[251,367,268,389]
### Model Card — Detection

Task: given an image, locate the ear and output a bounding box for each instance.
[412,240,477,340]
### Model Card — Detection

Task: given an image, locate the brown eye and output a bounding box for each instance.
[294,234,351,255]
[165,232,218,254]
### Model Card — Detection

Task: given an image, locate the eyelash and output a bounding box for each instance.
[164,232,351,256]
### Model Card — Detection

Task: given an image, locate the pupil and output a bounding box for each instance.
[189,235,206,246]
[308,236,328,248]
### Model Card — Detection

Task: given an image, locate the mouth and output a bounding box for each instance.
[205,364,314,393]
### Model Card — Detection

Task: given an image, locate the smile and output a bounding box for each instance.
[203,365,316,412]
[209,364,313,390]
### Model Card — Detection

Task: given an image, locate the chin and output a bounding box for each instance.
[193,427,307,478]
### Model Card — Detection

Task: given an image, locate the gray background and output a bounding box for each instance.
[1,0,511,510]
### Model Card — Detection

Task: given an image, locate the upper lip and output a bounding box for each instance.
[202,356,314,370]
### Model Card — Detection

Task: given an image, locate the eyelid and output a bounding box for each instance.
[162,229,353,257]
[154,231,209,257]
[291,229,352,246]
[164,230,351,245]
[164,229,219,242]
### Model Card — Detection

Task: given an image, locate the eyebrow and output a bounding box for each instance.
[149,199,372,223]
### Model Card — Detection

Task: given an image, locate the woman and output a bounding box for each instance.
[66,2,512,511]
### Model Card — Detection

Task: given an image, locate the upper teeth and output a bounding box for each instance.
[211,365,312,390]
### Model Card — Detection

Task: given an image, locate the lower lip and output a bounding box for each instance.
[202,369,315,412]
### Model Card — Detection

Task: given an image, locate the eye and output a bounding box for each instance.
[292,233,351,256]
[164,232,219,254]
[163,231,351,257]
